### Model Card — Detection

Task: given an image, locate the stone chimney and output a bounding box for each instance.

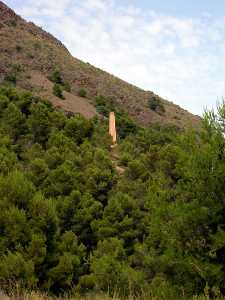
[109,112,117,144]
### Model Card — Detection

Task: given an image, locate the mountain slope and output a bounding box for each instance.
[0,1,200,127]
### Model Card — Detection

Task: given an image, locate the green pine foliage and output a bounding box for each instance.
[0,85,225,299]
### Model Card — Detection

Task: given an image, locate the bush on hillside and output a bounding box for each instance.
[4,74,17,85]
[63,82,71,92]
[148,96,165,113]
[49,69,63,85]
[53,84,64,99]
[5,19,17,27]
[78,88,87,98]
[16,45,22,52]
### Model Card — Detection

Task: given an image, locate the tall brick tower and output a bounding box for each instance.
[109,112,117,144]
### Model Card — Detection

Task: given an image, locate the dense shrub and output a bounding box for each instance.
[4,73,17,84]
[16,45,22,52]
[78,88,87,98]
[148,96,165,113]
[63,82,71,92]
[49,69,63,85]
[95,95,111,116]
[0,85,225,299]
[53,83,64,99]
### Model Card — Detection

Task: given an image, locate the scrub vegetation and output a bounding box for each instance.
[0,86,225,299]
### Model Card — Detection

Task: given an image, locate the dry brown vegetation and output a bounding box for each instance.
[0,290,224,300]
[0,291,144,300]
[0,1,200,128]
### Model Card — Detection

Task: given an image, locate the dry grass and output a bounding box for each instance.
[0,291,148,300]
[0,291,175,300]
[0,289,225,300]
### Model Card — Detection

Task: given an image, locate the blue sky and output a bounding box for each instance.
[4,0,225,116]
[131,0,225,17]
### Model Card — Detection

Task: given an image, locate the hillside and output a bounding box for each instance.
[3,2,225,299]
[0,1,200,127]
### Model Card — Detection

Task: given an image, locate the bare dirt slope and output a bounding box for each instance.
[0,1,200,128]
[29,71,97,119]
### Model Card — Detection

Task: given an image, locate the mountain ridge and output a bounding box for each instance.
[0,1,200,128]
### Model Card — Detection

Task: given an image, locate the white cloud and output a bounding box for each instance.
[16,0,72,18]
[7,0,225,115]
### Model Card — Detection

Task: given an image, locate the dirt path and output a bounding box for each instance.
[110,145,126,175]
